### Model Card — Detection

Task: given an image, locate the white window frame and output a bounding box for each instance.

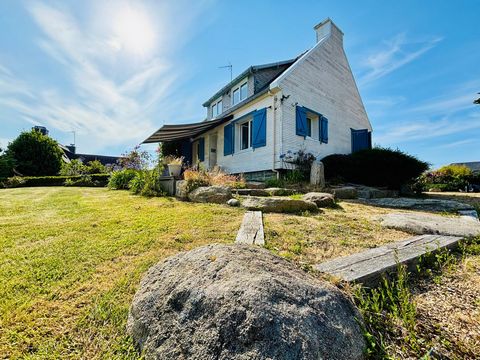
[305,112,320,140]
[211,98,223,117]
[238,119,252,151]
[232,79,248,105]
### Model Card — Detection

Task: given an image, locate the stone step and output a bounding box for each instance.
[315,234,463,286]
[235,211,265,246]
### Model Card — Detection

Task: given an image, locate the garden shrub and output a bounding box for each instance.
[280,149,316,182]
[322,147,429,189]
[414,164,475,192]
[128,170,165,197]
[183,167,245,193]
[60,159,88,176]
[108,169,138,190]
[4,129,64,176]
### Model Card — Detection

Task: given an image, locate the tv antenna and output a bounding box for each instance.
[219,62,233,82]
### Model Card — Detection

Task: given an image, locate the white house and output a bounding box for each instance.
[143,18,372,180]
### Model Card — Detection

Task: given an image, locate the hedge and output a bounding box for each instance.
[322,148,429,190]
[0,174,110,188]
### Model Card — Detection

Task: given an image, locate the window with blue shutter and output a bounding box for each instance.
[351,129,371,152]
[295,106,307,137]
[252,108,267,149]
[198,137,205,162]
[223,123,234,156]
[320,116,328,144]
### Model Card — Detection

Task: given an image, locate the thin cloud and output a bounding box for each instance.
[438,139,477,149]
[358,33,442,86]
[0,0,211,153]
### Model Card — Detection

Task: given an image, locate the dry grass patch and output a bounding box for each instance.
[263,201,410,265]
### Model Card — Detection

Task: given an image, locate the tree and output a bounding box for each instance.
[6,130,64,176]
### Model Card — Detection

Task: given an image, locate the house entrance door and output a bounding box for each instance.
[209,133,218,169]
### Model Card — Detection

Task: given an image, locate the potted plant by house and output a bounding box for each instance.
[164,156,183,177]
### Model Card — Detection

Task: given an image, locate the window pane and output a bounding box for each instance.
[241,122,249,150]
[307,118,312,137]
[212,103,217,116]
[233,89,240,104]
[240,83,248,100]
[218,100,222,114]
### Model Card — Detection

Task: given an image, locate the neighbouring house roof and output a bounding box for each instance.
[60,144,121,166]
[451,162,480,173]
[143,114,234,143]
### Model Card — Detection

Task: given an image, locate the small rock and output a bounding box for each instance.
[127,244,365,360]
[328,186,358,199]
[302,192,336,208]
[245,181,266,189]
[265,187,296,196]
[380,212,480,237]
[188,186,232,204]
[227,198,240,207]
[235,188,270,196]
[242,196,318,213]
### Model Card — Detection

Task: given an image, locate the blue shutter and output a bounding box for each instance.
[223,123,234,156]
[252,108,267,149]
[295,106,307,137]
[198,138,205,161]
[351,129,370,152]
[320,116,329,144]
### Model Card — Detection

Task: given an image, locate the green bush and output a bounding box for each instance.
[0,174,110,188]
[85,160,107,174]
[107,169,138,190]
[128,170,165,197]
[60,159,88,176]
[5,130,64,176]
[0,153,15,178]
[414,164,475,192]
[322,147,429,189]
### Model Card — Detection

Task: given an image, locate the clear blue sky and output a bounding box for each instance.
[0,0,478,168]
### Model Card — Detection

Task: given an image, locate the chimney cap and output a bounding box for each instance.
[313,18,344,35]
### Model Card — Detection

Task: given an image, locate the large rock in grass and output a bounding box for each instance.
[188,185,232,204]
[381,212,480,237]
[241,196,318,213]
[365,197,474,213]
[127,244,365,360]
[302,192,336,208]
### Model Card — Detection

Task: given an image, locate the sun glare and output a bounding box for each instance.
[112,4,156,56]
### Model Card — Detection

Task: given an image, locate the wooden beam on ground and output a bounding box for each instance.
[235,211,265,246]
[315,235,462,286]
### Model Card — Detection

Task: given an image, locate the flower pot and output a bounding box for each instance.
[167,164,182,177]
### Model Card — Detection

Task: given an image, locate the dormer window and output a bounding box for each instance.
[212,98,223,117]
[232,81,248,105]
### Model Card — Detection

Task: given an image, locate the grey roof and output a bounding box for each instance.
[202,58,298,107]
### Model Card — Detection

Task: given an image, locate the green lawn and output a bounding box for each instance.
[0,187,243,359]
[2,187,477,359]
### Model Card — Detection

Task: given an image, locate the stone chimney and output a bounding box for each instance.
[66,144,76,154]
[313,18,343,45]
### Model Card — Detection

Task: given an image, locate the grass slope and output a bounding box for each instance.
[0,187,243,359]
